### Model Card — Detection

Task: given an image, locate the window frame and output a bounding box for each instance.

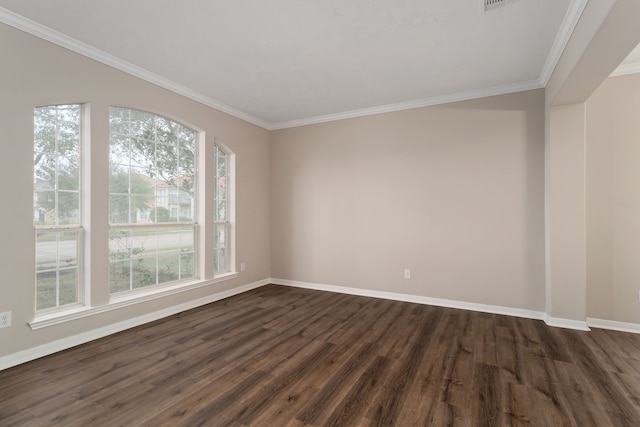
[33,103,85,314]
[108,107,199,295]
[213,140,235,276]
[30,105,239,330]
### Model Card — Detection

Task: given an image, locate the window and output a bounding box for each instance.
[30,103,237,326]
[34,105,82,311]
[109,107,196,293]
[214,144,231,273]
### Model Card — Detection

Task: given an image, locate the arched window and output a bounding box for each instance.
[108,107,197,293]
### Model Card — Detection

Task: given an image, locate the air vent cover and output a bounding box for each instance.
[482,0,506,11]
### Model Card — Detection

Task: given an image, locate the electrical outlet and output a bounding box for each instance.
[404,269,411,279]
[0,311,11,328]
[240,262,246,272]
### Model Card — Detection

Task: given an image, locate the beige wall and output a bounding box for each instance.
[546,103,587,322]
[0,23,271,358]
[271,90,546,311]
[586,73,640,324]
[543,0,640,327]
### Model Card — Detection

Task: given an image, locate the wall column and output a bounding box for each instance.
[545,102,588,329]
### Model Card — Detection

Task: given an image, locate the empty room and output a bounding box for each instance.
[1,0,640,425]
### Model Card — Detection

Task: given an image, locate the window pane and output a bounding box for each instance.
[34,191,55,226]
[57,191,79,225]
[57,166,79,191]
[109,107,129,134]
[131,194,152,223]
[132,228,157,257]
[157,253,179,284]
[109,229,131,261]
[36,271,57,311]
[157,228,180,256]
[59,231,78,268]
[179,227,194,251]
[179,148,195,177]
[109,260,131,293]
[215,248,228,273]
[180,252,195,279]
[132,257,157,289]
[179,129,196,152]
[129,109,154,136]
[215,199,227,222]
[109,194,130,224]
[215,224,227,248]
[110,225,196,294]
[109,107,195,227]
[217,176,227,197]
[35,229,80,311]
[34,105,81,228]
[59,268,78,306]
[36,232,57,271]
[155,117,176,145]
[36,231,79,310]
[216,150,227,177]
[179,227,195,279]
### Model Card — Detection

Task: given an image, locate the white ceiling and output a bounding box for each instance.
[0,0,588,129]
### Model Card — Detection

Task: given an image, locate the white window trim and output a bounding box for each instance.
[29,273,237,330]
[108,107,199,294]
[213,139,236,275]
[30,107,240,329]
[33,103,86,314]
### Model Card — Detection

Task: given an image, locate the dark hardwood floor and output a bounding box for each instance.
[1,284,640,426]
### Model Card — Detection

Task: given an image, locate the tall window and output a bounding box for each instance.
[109,107,196,293]
[34,105,82,311]
[214,144,231,273]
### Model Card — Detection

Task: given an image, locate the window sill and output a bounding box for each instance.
[30,272,238,330]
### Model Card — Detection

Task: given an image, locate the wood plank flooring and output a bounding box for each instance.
[1,284,640,426]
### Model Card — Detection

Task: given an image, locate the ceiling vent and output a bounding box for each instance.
[482,0,507,11]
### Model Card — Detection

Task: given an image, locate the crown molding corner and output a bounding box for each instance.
[539,0,589,86]
[610,61,640,78]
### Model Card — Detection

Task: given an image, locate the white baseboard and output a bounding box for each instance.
[0,278,270,372]
[5,278,636,372]
[270,278,547,322]
[544,314,590,331]
[587,317,640,334]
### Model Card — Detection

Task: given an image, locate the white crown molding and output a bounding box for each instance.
[271,278,546,321]
[0,7,270,130]
[610,61,640,78]
[0,2,583,132]
[0,278,270,372]
[270,80,544,130]
[539,0,589,86]
[544,314,590,331]
[587,317,640,334]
